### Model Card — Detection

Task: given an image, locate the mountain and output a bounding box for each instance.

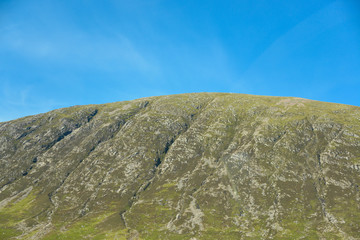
[0,93,359,239]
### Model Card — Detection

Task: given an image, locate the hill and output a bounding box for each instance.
[0,93,359,239]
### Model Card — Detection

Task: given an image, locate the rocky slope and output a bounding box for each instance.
[0,93,359,239]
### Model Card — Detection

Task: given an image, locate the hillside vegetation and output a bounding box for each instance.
[0,93,359,239]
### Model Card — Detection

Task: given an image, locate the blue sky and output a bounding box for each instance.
[1,0,359,121]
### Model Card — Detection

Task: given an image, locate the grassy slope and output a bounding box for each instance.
[0,93,359,239]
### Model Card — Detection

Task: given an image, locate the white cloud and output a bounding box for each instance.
[0,23,160,75]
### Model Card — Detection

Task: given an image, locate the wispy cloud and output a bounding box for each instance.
[236,0,358,99]
[0,24,159,76]
[245,0,350,74]
[1,81,31,107]
[0,80,68,121]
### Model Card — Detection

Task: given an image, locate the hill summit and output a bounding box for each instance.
[0,93,359,239]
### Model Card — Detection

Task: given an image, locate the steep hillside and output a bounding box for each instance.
[0,93,359,239]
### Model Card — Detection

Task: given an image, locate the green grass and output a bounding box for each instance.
[46,213,128,240]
